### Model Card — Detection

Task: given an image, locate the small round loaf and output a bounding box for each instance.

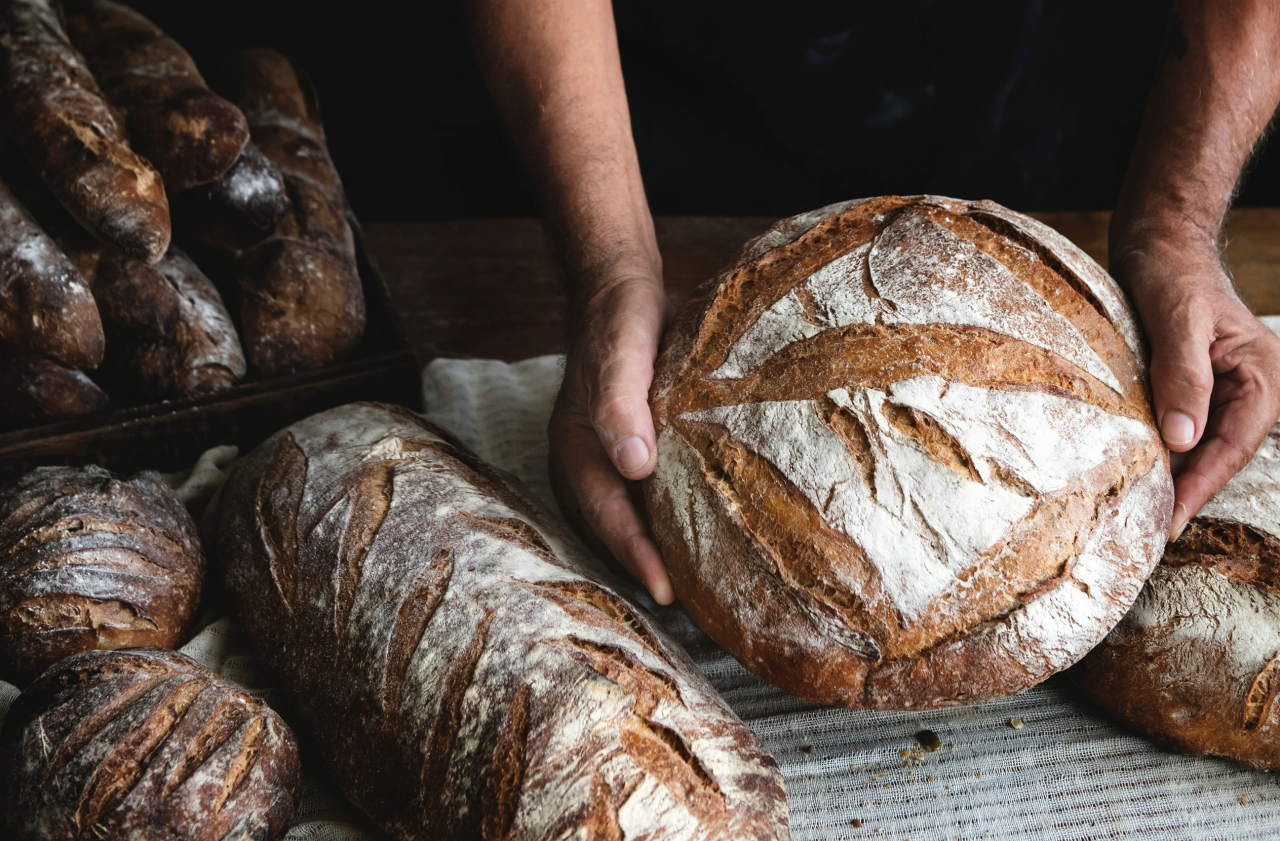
[0,465,204,686]
[0,647,301,841]
[645,195,1173,709]
[1074,425,1280,768]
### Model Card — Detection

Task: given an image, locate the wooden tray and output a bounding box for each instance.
[0,222,423,482]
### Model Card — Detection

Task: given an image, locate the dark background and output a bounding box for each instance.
[125,1,1280,222]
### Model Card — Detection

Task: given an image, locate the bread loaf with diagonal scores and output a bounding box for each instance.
[645,195,1174,710]
[0,465,204,687]
[1074,419,1280,769]
[217,402,790,841]
[0,647,301,841]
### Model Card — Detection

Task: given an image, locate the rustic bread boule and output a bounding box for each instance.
[645,195,1172,710]
[0,647,301,841]
[0,465,204,686]
[1074,421,1280,769]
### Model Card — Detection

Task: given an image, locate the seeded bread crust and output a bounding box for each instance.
[645,195,1173,710]
[63,0,249,191]
[217,402,790,841]
[0,647,301,841]
[1074,424,1280,769]
[0,465,204,686]
[0,0,170,263]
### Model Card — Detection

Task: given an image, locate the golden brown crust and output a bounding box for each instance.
[63,0,249,191]
[218,49,365,377]
[0,0,170,262]
[1074,426,1280,769]
[646,195,1172,709]
[0,647,301,841]
[0,465,204,686]
[217,402,790,840]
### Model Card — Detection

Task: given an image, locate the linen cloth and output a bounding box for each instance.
[3,354,1279,841]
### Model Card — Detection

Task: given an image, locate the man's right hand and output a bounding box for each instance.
[549,268,674,605]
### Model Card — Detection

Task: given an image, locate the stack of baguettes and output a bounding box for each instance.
[0,0,366,424]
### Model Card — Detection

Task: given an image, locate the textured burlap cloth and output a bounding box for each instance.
[3,354,1278,840]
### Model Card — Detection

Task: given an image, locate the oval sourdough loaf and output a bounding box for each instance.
[1075,422,1280,768]
[645,195,1173,709]
[0,647,301,841]
[0,465,204,686]
[217,402,790,841]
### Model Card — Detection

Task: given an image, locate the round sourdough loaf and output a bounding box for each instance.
[645,195,1173,709]
[0,465,204,686]
[1074,424,1280,768]
[0,647,301,840]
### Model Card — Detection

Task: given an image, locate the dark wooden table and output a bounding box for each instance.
[364,210,1280,363]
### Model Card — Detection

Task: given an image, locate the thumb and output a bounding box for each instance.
[583,280,665,480]
[1147,324,1215,453]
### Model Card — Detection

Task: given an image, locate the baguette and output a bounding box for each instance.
[171,140,290,251]
[217,402,790,840]
[220,48,365,376]
[0,465,204,686]
[0,346,108,419]
[0,175,104,369]
[1,648,301,841]
[63,0,250,191]
[0,0,170,262]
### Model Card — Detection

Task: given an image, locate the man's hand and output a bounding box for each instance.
[1115,236,1280,540]
[548,270,674,604]
[1112,0,1280,539]
[465,0,674,601]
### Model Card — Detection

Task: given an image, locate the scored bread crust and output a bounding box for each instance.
[0,466,204,686]
[0,647,301,841]
[217,402,790,841]
[645,195,1173,709]
[1074,424,1280,769]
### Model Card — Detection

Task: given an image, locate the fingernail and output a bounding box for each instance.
[1161,411,1196,448]
[616,437,651,473]
[1169,503,1189,542]
[650,576,675,606]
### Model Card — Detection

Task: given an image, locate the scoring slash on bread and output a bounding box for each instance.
[0,648,301,841]
[63,0,250,191]
[0,465,204,687]
[644,195,1173,710]
[1075,420,1280,769]
[0,0,170,263]
[217,49,365,377]
[217,402,790,840]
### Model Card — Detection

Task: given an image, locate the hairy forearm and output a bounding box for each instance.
[1113,0,1280,258]
[463,0,659,288]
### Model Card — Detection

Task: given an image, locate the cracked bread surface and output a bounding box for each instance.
[1075,424,1280,769]
[216,402,790,841]
[0,465,204,687]
[645,195,1173,709]
[0,647,301,841]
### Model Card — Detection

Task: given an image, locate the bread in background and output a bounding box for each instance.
[63,0,250,191]
[0,348,108,419]
[172,140,291,251]
[0,0,170,263]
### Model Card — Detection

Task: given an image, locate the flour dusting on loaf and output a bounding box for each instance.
[647,195,1171,709]
[218,402,789,840]
[1075,418,1280,768]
